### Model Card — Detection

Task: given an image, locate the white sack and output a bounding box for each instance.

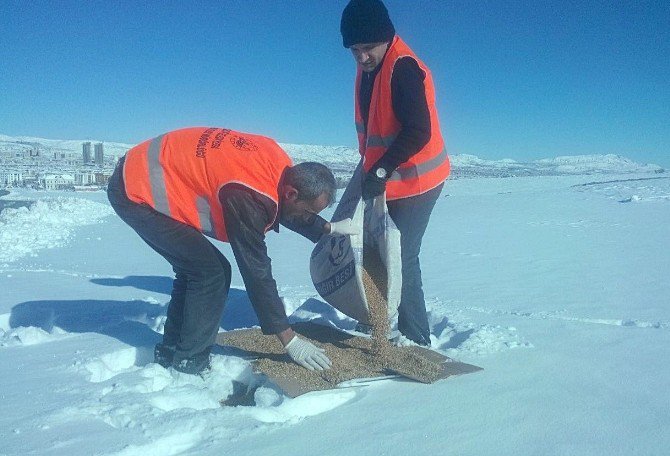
[310,162,401,330]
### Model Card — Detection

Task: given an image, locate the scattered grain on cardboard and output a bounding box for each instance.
[217,245,446,399]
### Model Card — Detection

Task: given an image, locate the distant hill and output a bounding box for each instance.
[449,153,664,178]
[0,133,663,180]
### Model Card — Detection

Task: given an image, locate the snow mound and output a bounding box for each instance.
[0,196,114,263]
[52,345,359,453]
[0,325,69,347]
[430,315,533,358]
[438,323,533,357]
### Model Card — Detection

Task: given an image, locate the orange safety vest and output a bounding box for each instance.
[122,127,292,242]
[355,36,450,200]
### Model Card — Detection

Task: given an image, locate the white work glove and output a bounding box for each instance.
[329,218,358,236]
[285,335,332,371]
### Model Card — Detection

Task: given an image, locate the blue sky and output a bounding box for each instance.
[1,1,668,166]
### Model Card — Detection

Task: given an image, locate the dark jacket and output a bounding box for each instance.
[358,55,432,174]
[220,184,326,334]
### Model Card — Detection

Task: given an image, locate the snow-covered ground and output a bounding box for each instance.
[1,166,669,455]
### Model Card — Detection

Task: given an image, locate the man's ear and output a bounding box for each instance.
[283,185,299,202]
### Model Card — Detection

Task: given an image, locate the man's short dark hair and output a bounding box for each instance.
[284,162,337,206]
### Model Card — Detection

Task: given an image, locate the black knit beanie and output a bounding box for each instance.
[340,0,396,48]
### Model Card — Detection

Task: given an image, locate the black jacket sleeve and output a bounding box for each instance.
[279,212,328,243]
[219,185,290,335]
[374,56,432,174]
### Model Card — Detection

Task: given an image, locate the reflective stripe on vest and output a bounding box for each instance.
[145,135,216,236]
[365,133,397,149]
[195,195,214,237]
[147,134,170,216]
[388,147,448,182]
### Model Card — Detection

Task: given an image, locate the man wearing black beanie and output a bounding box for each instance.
[340,0,451,346]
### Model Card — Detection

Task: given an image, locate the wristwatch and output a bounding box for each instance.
[375,167,388,179]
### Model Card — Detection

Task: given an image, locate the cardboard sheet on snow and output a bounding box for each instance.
[216,322,482,398]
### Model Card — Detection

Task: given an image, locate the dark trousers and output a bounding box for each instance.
[107,162,231,364]
[387,182,444,345]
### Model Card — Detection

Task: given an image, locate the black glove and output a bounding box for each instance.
[362,168,388,200]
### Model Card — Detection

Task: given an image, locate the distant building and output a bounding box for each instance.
[95,172,111,186]
[41,174,74,190]
[23,148,39,159]
[53,150,72,161]
[82,142,92,164]
[74,172,96,186]
[94,142,104,165]
[0,171,23,187]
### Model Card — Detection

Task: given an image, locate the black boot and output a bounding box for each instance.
[154,343,176,368]
[172,346,212,375]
